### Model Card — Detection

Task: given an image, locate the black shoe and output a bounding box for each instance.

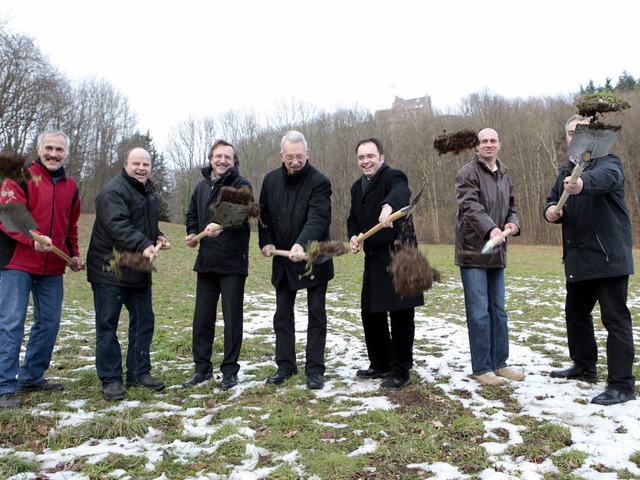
[591,389,636,406]
[103,383,125,401]
[381,376,411,390]
[17,379,64,393]
[0,393,23,410]
[307,373,324,390]
[266,370,295,385]
[356,368,391,379]
[220,374,238,390]
[550,365,597,383]
[182,372,213,388]
[126,375,165,391]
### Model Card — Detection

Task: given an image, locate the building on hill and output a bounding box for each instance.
[375,95,433,125]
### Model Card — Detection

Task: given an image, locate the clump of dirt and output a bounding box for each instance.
[388,246,440,296]
[0,150,32,182]
[433,129,479,156]
[575,90,631,121]
[110,250,157,279]
[299,240,349,277]
[312,240,349,258]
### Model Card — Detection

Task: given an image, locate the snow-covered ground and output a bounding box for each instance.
[3,276,639,480]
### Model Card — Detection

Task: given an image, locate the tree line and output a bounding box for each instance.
[2,21,639,245]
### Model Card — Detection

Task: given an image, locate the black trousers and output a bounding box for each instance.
[273,277,327,376]
[191,272,245,376]
[361,308,415,380]
[565,275,635,393]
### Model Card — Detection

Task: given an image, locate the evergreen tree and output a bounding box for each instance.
[616,70,637,92]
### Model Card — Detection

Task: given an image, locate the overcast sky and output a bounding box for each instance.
[1,0,637,150]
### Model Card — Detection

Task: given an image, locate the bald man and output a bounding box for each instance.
[454,128,523,386]
[87,148,169,401]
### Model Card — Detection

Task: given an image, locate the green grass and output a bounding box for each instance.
[2,215,639,479]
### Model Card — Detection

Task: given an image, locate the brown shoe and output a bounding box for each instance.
[470,372,505,386]
[494,367,525,381]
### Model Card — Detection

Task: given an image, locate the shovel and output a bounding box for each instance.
[270,241,349,264]
[555,123,621,214]
[189,186,258,245]
[0,202,76,266]
[355,179,426,245]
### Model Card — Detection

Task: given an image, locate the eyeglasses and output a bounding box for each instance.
[283,154,306,161]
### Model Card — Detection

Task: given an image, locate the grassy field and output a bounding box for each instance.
[1,215,639,479]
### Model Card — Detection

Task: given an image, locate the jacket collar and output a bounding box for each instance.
[121,169,154,195]
[281,161,310,184]
[34,157,67,180]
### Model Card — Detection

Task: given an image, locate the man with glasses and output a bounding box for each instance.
[259,130,334,390]
[183,140,252,391]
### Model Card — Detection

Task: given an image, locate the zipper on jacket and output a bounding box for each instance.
[595,233,609,262]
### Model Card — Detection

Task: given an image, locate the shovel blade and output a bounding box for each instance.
[0,202,38,235]
[567,123,620,159]
[211,201,251,227]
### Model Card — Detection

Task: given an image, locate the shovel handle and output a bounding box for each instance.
[355,210,408,244]
[271,249,308,260]
[554,156,590,213]
[481,228,513,254]
[30,232,75,265]
[190,223,222,244]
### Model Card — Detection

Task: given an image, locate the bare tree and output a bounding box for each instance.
[165,116,218,222]
[0,25,70,153]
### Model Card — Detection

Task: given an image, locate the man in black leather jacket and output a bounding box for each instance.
[87,147,169,401]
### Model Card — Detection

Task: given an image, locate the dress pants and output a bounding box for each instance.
[565,275,635,393]
[191,272,245,376]
[361,308,415,380]
[273,277,327,375]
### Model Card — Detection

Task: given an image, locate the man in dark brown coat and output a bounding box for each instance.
[347,137,424,389]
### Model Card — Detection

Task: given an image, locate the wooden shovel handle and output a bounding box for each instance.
[355,210,408,244]
[482,228,513,253]
[554,155,590,213]
[31,232,75,265]
[190,223,222,244]
[271,249,308,260]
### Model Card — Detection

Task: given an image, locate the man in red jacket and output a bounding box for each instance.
[0,130,83,410]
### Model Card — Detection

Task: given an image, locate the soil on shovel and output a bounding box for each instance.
[0,150,32,182]
[388,246,440,296]
[575,91,631,121]
[433,129,479,156]
[110,251,157,279]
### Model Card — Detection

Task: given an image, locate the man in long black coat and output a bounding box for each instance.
[347,137,424,389]
[259,130,333,390]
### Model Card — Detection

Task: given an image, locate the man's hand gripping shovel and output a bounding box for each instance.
[554,123,620,214]
[354,179,426,248]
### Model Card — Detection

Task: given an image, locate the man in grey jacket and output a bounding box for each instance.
[454,128,523,386]
[545,115,636,406]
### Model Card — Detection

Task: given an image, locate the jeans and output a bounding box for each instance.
[191,272,245,376]
[0,270,63,394]
[460,267,510,375]
[92,283,155,386]
[273,277,327,376]
[565,275,635,393]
